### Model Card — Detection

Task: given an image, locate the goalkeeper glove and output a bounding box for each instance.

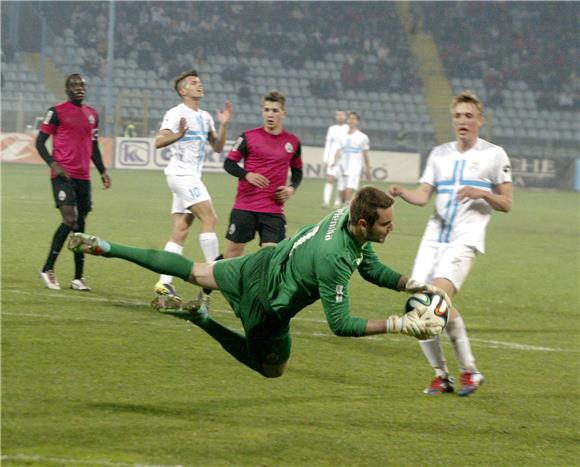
[403,279,452,310]
[385,309,444,340]
[385,310,430,340]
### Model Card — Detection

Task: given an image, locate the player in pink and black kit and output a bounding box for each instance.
[223,91,302,258]
[36,73,111,291]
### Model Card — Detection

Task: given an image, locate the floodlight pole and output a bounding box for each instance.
[105,1,116,137]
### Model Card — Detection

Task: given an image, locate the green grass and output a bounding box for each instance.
[2,164,579,466]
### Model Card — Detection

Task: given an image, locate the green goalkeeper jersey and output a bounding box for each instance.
[267,207,403,337]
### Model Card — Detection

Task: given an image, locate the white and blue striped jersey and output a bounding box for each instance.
[160,103,216,177]
[322,123,348,164]
[420,138,512,253]
[338,130,370,175]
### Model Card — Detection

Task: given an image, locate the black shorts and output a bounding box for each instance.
[225,209,286,245]
[51,177,92,215]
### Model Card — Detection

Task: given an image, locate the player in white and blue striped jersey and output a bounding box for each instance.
[153,70,233,307]
[388,90,513,397]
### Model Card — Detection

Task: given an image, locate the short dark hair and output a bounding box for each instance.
[65,73,84,88]
[262,90,286,110]
[349,186,394,227]
[174,70,199,95]
[348,111,360,121]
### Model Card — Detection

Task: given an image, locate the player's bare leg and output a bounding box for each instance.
[188,200,220,307]
[188,200,219,261]
[343,188,355,205]
[154,212,193,305]
[420,277,483,396]
[322,173,336,208]
[223,239,246,259]
[40,205,77,290]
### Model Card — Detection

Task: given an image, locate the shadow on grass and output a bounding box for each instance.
[85,393,353,420]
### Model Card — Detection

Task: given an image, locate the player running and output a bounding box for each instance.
[68,186,450,378]
[388,90,513,396]
[153,69,233,310]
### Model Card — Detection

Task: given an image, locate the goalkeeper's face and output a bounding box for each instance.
[365,207,394,243]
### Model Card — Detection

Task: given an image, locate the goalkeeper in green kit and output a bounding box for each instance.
[68,186,449,377]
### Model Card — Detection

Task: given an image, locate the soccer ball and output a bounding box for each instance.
[404,292,449,329]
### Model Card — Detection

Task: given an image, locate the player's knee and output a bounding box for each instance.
[60,205,78,226]
[261,367,286,378]
[62,213,77,227]
[448,307,461,321]
[261,362,287,378]
[202,212,218,231]
[224,244,244,259]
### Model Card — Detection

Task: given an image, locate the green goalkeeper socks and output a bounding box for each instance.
[194,318,265,376]
[103,243,194,281]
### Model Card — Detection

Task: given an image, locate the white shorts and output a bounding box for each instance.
[410,241,477,292]
[326,163,340,178]
[166,175,211,214]
[336,164,362,191]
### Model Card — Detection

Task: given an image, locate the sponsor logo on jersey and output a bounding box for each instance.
[325,208,345,240]
[503,164,511,173]
[88,115,96,125]
[285,142,294,153]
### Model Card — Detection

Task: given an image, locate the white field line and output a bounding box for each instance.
[2,288,577,353]
[0,453,183,467]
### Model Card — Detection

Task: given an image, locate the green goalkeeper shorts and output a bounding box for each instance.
[213,247,291,366]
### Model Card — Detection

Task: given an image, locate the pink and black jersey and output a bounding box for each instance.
[39,102,99,180]
[227,127,302,214]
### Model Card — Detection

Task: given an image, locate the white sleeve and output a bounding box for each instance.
[160,108,180,133]
[362,134,370,151]
[206,112,216,134]
[322,126,333,160]
[492,148,512,185]
[419,148,437,186]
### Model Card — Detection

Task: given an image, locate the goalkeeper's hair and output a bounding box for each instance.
[262,90,286,110]
[451,89,484,116]
[350,186,394,227]
[174,70,199,96]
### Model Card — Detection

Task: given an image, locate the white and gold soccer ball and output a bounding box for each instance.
[404,292,449,330]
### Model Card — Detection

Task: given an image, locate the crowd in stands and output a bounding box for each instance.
[35,1,577,111]
[2,2,577,151]
[416,2,579,112]
[39,2,422,95]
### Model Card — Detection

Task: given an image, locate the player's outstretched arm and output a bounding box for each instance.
[388,182,433,206]
[364,312,440,340]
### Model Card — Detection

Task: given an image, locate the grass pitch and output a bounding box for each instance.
[2,164,579,466]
